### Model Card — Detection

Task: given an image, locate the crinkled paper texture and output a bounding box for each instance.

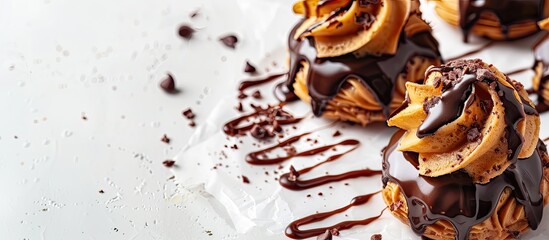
[174,0,549,239]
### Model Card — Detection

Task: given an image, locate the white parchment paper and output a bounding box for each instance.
[174,1,549,239]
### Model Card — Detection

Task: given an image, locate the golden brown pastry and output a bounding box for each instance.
[276,0,442,126]
[432,0,549,42]
[383,59,549,240]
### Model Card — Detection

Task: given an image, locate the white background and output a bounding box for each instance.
[0,0,547,239]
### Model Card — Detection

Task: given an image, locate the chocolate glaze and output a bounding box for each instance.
[278,19,440,117]
[279,143,381,190]
[458,0,544,42]
[286,191,385,239]
[417,73,477,137]
[383,131,546,240]
[534,34,549,113]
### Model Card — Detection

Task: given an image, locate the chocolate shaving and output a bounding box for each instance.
[250,124,269,139]
[160,74,178,94]
[244,61,257,73]
[241,175,250,184]
[161,134,171,144]
[183,108,195,119]
[178,25,194,40]
[163,160,176,167]
[219,35,238,49]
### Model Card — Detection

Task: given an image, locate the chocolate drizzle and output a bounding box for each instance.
[238,73,287,92]
[534,34,549,112]
[278,19,440,117]
[383,131,546,240]
[286,191,385,239]
[279,143,381,190]
[458,0,544,42]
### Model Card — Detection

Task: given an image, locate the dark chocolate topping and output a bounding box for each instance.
[383,130,546,240]
[286,191,385,239]
[458,0,544,42]
[414,60,533,161]
[279,19,440,117]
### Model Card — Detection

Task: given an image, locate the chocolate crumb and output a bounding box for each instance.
[242,175,250,184]
[306,194,311,198]
[251,124,268,139]
[163,160,176,168]
[99,190,104,194]
[161,134,171,144]
[238,92,248,99]
[219,35,238,49]
[178,25,194,40]
[318,192,323,196]
[467,126,481,142]
[316,229,332,240]
[390,201,402,211]
[371,234,382,240]
[189,10,199,18]
[235,102,244,112]
[332,130,341,137]
[182,108,195,119]
[288,165,300,182]
[189,121,196,127]
[244,61,257,73]
[252,90,262,99]
[160,74,178,94]
[423,96,441,113]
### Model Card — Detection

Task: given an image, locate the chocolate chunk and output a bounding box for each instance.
[244,61,257,73]
[219,35,238,49]
[161,134,171,144]
[178,25,194,40]
[318,192,323,196]
[317,230,332,240]
[182,108,195,119]
[99,190,104,194]
[189,121,196,127]
[252,90,262,99]
[163,160,176,167]
[250,124,268,139]
[467,126,481,142]
[354,12,376,29]
[333,130,341,137]
[371,234,382,240]
[241,175,250,184]
[160,74,178,93]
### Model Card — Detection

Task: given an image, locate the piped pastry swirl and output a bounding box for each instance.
[279,0,442,125]
[383,59,549,240]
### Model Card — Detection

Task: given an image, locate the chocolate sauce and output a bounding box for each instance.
[458,0,544,42]
[383,131,546,240]
[279,144,381,190]
[417,73,477,137]
[246,134,357,165]
[223,103,303,137]
[534,34,549,112]
[238,73,286,92]
[279,20,440,117]
[286,191,386,239]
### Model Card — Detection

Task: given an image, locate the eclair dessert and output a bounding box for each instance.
[533,22,549,111]
[382,59,549,239]
[277,0,442,126]
[433,0,549,42]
